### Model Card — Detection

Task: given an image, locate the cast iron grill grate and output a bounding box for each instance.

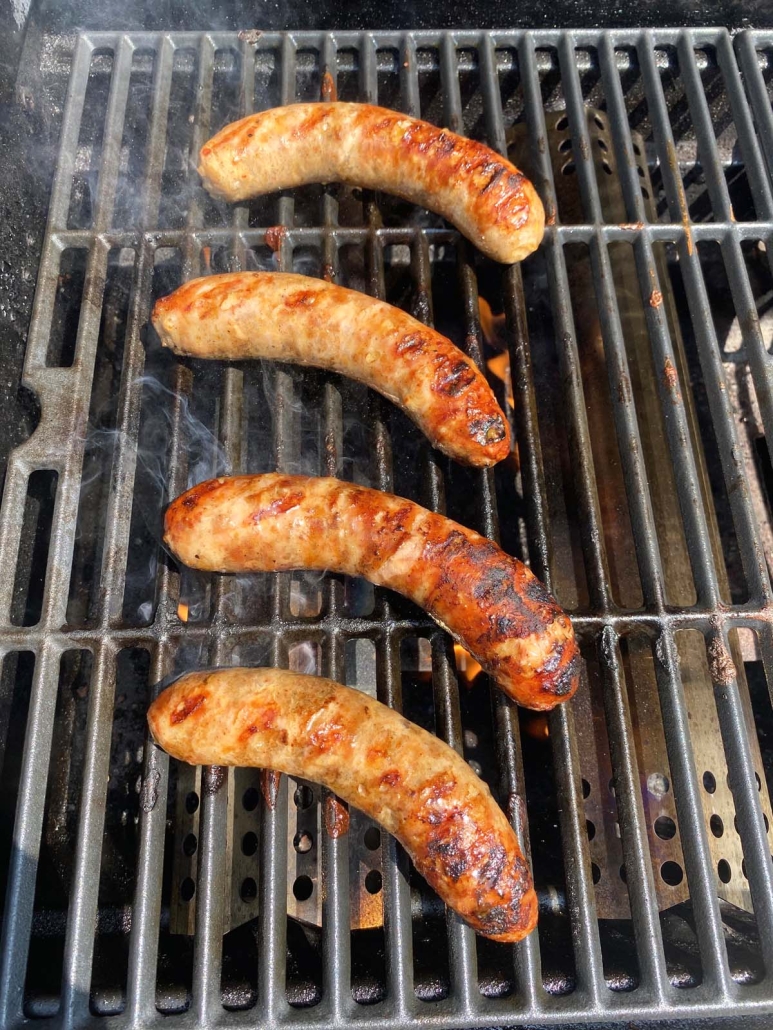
[2,25,773,1027]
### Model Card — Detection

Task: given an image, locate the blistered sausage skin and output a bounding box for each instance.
[198,103,545,264]
[152,272,510,468]
[164,475,580,711]
[148,667,538,941]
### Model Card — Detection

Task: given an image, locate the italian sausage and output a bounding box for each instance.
[148,667,538,942]
[198,102,545,264]
[152,272,510,468]
[164,475,580,711]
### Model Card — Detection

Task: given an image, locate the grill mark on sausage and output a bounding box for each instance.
[479,163,506,194]
[170,693,207,724]
[250,491,304,522]
[284,289,317,308]
[433,359,478,398]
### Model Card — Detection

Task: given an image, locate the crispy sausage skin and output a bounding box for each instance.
[148,667,538,941]
[164,475,580,711]
[198,103,544,264]
[152,272,510,468]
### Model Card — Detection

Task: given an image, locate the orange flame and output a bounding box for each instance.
[478,297,508,350]
[454,644,483,686]
[201,246,211,273]
[177,603,189,623]
[523,713,550,741]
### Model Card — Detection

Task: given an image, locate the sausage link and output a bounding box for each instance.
[164,475,580,711]
[152,272,510,468]
[148,667,538,942]
[198,102,544,264]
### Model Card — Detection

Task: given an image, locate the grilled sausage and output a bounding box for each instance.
[152,272,510,468]
[164,475,580,711]
[198,102,545,264]
[148,666,538,941]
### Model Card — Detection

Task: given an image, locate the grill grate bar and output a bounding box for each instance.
[637,35,771,604]
[516,32,609,1002]
[43,221,773,247]
[0,644,61,1025]
[362,60,415,1008]
[598,37,725,608]
[560,39,668,609]
[638,30,773,996]
[58,35,149,1023]
[190,34,250,1024]
[597,629,670,1001]
[318,32,355,1024]
[676,35,773,449]
[254,34,296,1024]
[707,624,773,973]
[715,34,773,221]
[734,32,773,200]
[652,628,736,997]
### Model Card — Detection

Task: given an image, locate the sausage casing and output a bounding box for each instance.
[152,272,510,467]
[198,102,544,264]
[164,475,580,711]
[148,667,538,942]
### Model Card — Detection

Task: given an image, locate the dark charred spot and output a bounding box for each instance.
[170,693,206,724]
[426,834,469,881]
[468,414,507,446]
[479,163,506,193]
[506,172,525,192]
[544,645,582,698]
[434,131,457,157]
[524,574,553,605]
[395,332,427,357]
[424,529,469,563]
[475,902,515,936]
[494,615,517,637]
[432,359,477,398]
[541,638,568,675]
[472,563,520,606]
[478,842,508,886]
[379,770,401,788]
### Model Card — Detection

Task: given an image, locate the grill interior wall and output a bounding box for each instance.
[2,26,773,1027]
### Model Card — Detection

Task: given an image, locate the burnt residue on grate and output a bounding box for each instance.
[2,26,773,1029]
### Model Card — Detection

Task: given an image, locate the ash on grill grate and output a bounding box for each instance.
[3,26,773,1030]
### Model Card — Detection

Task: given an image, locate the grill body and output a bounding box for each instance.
[1,25,773,1029]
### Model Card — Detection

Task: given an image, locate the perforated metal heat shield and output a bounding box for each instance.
[2,26,773,1030]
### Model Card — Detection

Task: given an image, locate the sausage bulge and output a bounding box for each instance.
[148,667,538,942]
[164,475,581,711]
[198,102,544,264]
[152,272,510,468]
